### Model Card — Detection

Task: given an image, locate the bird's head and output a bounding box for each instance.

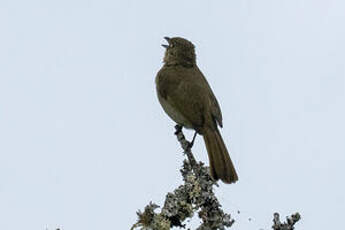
[162,37,196,67]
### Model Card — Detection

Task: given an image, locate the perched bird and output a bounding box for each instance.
[155,37,238,184]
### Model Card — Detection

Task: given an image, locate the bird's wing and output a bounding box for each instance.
[196,68,223,128]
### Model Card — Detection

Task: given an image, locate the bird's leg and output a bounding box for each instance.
[174,125,197,149]
[188,131,198,148]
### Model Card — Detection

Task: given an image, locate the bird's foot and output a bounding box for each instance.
[174,124,183,135]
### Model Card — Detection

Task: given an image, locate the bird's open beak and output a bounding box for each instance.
[164,37,171,42]
[161,36,170,48]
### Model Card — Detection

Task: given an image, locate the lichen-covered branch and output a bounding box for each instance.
[272,212,301,230]
[131,126,301,230]
[131,125,234,229]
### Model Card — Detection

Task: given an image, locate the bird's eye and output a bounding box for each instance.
[170,43,174,48]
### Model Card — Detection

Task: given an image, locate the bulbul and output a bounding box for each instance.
[155,37,238,184]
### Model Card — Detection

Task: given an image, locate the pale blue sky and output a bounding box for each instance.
[0,0,344,229]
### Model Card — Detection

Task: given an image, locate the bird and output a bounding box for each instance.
[155,37,238,184]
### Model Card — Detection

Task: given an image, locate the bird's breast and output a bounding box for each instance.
[157,94,193,129]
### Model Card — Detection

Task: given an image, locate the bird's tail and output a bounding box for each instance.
[202,127,238,184]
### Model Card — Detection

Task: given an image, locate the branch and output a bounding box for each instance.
[272,212,301,230]
[131,125,234,229]
[131,126,302,230]
[173,125,198,171]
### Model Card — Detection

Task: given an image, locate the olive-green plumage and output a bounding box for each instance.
[155,37,238,184]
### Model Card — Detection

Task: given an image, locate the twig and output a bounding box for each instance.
[174,125,198,172]
[272,212,301,230]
